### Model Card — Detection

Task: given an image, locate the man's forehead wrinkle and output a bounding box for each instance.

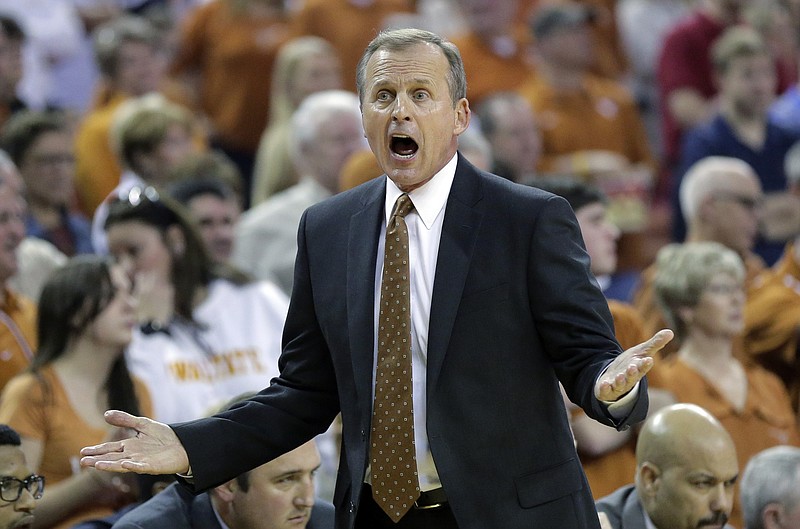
[370,54,441,80]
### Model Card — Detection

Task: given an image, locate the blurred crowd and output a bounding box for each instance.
[0,0,800,527]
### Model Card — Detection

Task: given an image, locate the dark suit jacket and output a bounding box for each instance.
[595,485,649,529]
[172,154,648,529]
[596,485,735,529]
[109,483,335,529]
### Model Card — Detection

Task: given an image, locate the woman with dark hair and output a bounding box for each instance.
[0,256,151,528]
[103,186,289,424]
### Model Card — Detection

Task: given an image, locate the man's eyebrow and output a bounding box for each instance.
[275,464,322,479]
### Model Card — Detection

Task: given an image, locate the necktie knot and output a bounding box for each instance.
[392,193,415,219]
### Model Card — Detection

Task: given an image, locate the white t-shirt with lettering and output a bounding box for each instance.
[125,279,289,423]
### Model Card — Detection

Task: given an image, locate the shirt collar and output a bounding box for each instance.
[384,153,458,230]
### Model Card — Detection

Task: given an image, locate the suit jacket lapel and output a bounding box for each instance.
[427,155,483,390]
[347,178,385,408]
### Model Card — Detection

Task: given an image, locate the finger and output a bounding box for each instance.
[103,410,149,431]
[640,329,674,354]
[626,357,653,377]
[93,460,135,473]
[120,460,156,473]
[80,452,130,468]
[80,441,126,457]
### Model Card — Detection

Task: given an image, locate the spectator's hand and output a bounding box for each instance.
[760,191,800,242]
[84,467,138,509]
[80,411,189,475]
[594,329,673,402]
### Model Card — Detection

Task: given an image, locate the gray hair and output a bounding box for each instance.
[653,241,745,340]
[288,89,362,165]
[679,156,758,224]
[741,446,800,529]
[355,28,467,107]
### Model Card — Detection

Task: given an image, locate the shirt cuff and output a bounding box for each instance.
[602,382,639,419]
[176,465,193,479]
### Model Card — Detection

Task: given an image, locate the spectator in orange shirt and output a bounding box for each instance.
[0,152,36,394]
[449,0,536,107]
[518,2,654,176]
[650,241,800,529]
[74,16,168,216]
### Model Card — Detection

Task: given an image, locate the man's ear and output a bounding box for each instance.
[454,98,471,136]
[638,462,661,497]
[214,479,237,503]
[165,225,186,257]
[762,503,784,529]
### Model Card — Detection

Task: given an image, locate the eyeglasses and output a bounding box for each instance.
[714,193,761,211]
[28,153,76,168]
[0,475,44,502]
[122,186,160,207]
[705,282,745,296]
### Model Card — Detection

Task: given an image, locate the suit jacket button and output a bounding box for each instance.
[349,501,355,513]
[361,429,366,441]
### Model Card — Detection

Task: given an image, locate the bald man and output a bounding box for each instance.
[596,403,738,529]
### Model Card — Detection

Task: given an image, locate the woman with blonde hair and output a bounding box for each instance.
[250,36,342,204]
[650,241,800,529]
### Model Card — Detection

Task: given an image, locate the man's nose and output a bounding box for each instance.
[14,486,36,512]
[294,478,316,508]
[391,95,411,121]
[709,484,732,514]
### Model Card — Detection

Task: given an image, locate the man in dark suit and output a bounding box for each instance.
[596,403,738,529]
[80,28,672,529]
[110,441,334,529]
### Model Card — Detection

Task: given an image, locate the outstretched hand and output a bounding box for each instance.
[594,329,673,402]
[80,411,189,475]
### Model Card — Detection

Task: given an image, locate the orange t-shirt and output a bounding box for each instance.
[517,73,654,173]
[648,357,800,529]
[73,93,127,216]
[289,0,414,93]
[449,32,536,107]
[0,367,152,529]
[170,0,290,152]
[0,289,36,393]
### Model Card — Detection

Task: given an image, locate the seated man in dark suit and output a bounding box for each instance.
[596,403,738,529]
[110,440,333,529]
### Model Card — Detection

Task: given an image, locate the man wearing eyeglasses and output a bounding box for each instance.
[0,424,42,529]
[672,26,800,266]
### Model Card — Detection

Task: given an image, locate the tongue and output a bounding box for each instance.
[392,137,418,156]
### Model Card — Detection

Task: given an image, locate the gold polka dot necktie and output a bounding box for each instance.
[370,193,419,522]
